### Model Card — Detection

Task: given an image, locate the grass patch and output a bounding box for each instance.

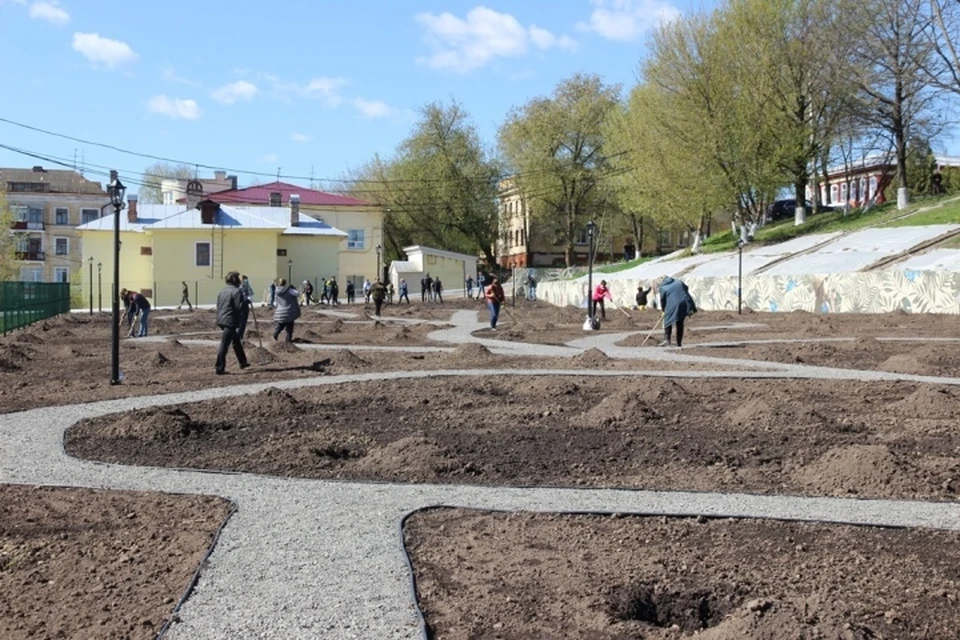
[883,196,960,227]
[595,255,658,274]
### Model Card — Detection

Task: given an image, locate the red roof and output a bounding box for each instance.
[210,181,370,207]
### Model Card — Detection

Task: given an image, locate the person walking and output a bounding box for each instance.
[526,274,537,301]
[178,281,193,311]
[465,275,474,299]
[370,278,387,317]
[301,280,314,306]
[592,279,612,321]
[237,275,254,341]
[273,278,301,343]
[484,275,505,331]
[421,273,433,302]
[215,271,251,375]
[658,276,697,347]
[476,272,486,303]
[267,280,277,308]
[398,279,410,304]
[363,278,372,303]
[635,284,652,310]
[387,281,395,304]
[432,277,443,303]
[330,278,340,306]
[345,280,355,304]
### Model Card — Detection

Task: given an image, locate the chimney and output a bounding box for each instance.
[228,175,238,189]
[290,194,300,227]
[127,194,138,223]
[32,165,46,173]
[214,170,227,181]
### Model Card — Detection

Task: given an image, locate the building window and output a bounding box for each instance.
[347,229,365,249]
[575,228,588,245]
[28,206,43,223]
[140,246,153,255]
[55,267,69,283]
[81,208,99,224]
[55,237,68,255]
[196,242,211,267]
[163,192,174,204]
[55,207,69,225]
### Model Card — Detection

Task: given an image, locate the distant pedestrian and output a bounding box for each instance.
[178,281,192,310]
[398,279,410,304]
[301,280,314,306]
[330,278,340,306]
[421,273,433,302]
[237,275,254,341]
[215,271,251,375]
[273,278,301,343]
[387,281,395,304]
[592,279,612,321]
[346,281,355,304]
[635,284,652,310]
[526,274,537,301]
[370,279,387,317]
[432,277,443,303]
[477,272,486,302]
[267,280,277,308]
[658,276,697,347]
[363,278,372,303]
[484,275,505,330]
[465,275,474,299]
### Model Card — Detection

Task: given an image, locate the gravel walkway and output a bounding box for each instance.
[3,310,960,639]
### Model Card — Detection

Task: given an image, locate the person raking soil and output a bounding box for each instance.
[658,276,697,347]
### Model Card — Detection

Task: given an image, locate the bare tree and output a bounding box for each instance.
[138,162,195,203]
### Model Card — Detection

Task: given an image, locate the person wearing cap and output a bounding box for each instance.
[215,271,251,374]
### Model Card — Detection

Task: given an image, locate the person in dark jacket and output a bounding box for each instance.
[345,280,356,304]
[215,271,251,375]
[273,278,301,342]
[432,277,443,303]
[127,290,151,337]
[370,279,387,317]
[635,284,652,310]
[658,276,697,347]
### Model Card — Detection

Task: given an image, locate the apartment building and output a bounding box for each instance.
[2,166,107,282]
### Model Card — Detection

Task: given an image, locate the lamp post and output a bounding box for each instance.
[88,257,94,315]
[586,220,597,323]
[107,170,125,385]
[287,259,292,283]
[376,244,382,282]
[97,262,102,313]
[737,238,744,315]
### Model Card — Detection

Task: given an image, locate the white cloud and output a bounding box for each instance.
[163,66,201,87]
[72,32,138,68]
[261,153,278,164]
[255,73,346,106]
[146,95,202,120]
[211,80,259,104]
[28,1,69,24]
[415,6,577,73]
[290,132,311,143]
[352,98,392,119]
[576,0,681,42]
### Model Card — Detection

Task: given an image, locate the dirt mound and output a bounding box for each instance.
[1,344,33,364]
[324,349,370,370]
[152,352,172,367]
[726,397,778,426]
[330,319,345,333]
[0,357,20,372]
[639,379,690,405]
[356,436,462,478]
[445,343,494,365]
[877,353,935,376]
[572,348,611,367]
[232,387,301,416]
[96,407,202,442]
[272,341,302,354]
[14,332,43,344]
[891,385,957,417]
[304,329,323,342]
[166,338,189,349]
[247,346,278,365]
[792,444,918,497]
[853,337,880,350]
[581,390,662,427]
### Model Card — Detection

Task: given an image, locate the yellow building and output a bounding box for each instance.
[78,196,346,307]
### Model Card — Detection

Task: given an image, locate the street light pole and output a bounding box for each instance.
[97,263,102,313]
[737,238,744,315]
[376,244,382,282]
[287,259,292,283]
[107,170,125,385]
[88,257,93,315]
[586,220,597,324]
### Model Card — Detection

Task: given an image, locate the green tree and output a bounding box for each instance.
[498,73,621,266]
[0,188,19,281]
[139,162,195,203]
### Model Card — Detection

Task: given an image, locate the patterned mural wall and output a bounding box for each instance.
[537,270,960,314]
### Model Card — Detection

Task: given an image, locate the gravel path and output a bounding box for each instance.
[3,310,960,639]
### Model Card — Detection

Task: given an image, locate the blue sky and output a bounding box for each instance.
[0,0,794,196]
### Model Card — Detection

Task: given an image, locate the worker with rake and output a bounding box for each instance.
[657,276,697,347]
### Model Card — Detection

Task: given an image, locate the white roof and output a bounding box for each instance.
[75,204,181,232]
[401,244,478,262]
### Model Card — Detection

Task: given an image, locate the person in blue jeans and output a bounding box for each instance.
[484,275,505,330]
[124,290,151,337]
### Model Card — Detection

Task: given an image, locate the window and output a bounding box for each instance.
[55,237,68,255]
[28,206,43,223]
[347,229,365,249]
[54,267,69,283]
[140,246,153,255]
[195,242,211,267]
[81,208,99,224]
[163,191,174,204]
[55,208,68,225]
[575,228,588,245]
[277,248,288,256]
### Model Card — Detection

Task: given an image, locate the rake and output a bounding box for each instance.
[249,304,264,349]
[640,313,665,346]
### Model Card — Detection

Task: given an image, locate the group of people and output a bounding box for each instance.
[589,276,697,347]
[419,274,444,303]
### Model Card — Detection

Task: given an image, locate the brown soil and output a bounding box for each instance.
[0,485,230,640]
[405,508,960,640]
[6,301,960,638]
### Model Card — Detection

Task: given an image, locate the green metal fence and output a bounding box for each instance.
[0,282,72,336]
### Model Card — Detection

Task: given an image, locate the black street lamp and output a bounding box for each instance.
[88,256,94,315]
[737,238,744,315]
[287,259,292,283]
[97,262,102,313]
[376,244,382,282]
[586,220,597,324]
[107,170,125,385]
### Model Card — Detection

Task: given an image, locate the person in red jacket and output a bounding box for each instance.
[591,280,612,320]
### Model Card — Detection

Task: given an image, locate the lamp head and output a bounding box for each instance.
[107,171,126,209]
[586,220,596,237]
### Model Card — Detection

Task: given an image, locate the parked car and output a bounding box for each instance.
[766,199,835,221]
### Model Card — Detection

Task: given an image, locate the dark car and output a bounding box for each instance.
[766,199,835,221]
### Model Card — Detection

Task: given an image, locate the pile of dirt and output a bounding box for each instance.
[0,344,32,371]
[638,379,690,405]
[93,407,202,442]
[725,397,779,426]
[890,385,958,417]
[571,347,611,367]
[324,349,370,370]
[152,352,172,367]
[355,436,463,479]
[272,341,302,354]
[330,319,345,333]
[14,332,42,344]
[878,353,932,375]
[247,345,278,365]
[444,343,495,365]
[232,387,302,416]
[166,338,189,349]
[580,390,662,427]
[304,329,324,342]
[792,444,919,496]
